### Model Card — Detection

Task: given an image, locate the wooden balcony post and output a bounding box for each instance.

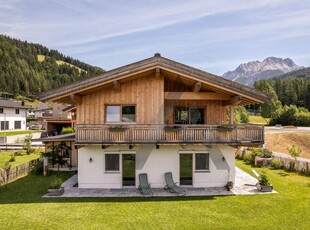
[229,105,234,124]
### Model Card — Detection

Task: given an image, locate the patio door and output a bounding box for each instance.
[180,154,193,185]
[122,154,136,186]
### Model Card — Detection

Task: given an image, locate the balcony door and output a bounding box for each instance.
[180,154,193,185]
[174,107,205,124]
[122,154,136,186]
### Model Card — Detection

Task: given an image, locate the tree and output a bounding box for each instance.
[23,134,35,155]
[254,80,282,118]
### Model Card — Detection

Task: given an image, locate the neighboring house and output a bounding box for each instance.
[0,99,29,131]
[34,103,74,132]
[38,54,269,189]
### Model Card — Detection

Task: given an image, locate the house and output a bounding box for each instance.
[33,103,74,132]
[38,54,269,189]
[0,99,29,131]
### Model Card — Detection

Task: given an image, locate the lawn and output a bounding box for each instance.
[0,161,309,229]
[0,130,42,137]
[248,115,270,124]
[0,151,40,167]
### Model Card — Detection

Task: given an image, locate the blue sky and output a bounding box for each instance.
[1,0,309,75]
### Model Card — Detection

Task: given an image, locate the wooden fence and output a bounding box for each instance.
[0,158,39,185]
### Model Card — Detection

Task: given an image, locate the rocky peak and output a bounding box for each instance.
[222,57,304,85]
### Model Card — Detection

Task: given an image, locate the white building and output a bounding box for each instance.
[0,99,28,131]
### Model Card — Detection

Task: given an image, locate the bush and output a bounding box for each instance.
[271,159,281,169]
[258,170,270,186]
[269,105,310,126]
[8,156,15,162]
[61,127,74,134]
[48,177,63,189]
[32,159,43,175]
[261,148,273,158]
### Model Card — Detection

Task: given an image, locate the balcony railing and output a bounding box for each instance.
[76,124,264,145]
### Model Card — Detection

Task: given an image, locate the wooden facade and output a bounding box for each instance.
[77,74,164,125]
[38,54,269,146]
[77,73,228,126]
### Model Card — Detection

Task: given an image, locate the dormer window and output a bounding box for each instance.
[106,105,136,123]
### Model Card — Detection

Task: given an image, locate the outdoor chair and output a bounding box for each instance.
[164,172,186,196]
[138,173,153,196]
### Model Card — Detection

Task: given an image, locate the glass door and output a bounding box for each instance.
[122,154,136,186]
[180,154,193,185]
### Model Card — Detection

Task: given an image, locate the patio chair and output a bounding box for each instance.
[164,172,186,196]
[138,173,153,196]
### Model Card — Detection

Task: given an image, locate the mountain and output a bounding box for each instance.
[222,57,304,85]
[0,35,105,98]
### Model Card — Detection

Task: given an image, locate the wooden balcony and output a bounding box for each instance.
[76,124,264,146]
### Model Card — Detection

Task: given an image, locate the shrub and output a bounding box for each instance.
[287,144,302,158]
[261,148,273,158]
[48,177,63,189]
[61,127,74,134]
[23,134,35,155]
[271,159,281,169]
[258,170,270,186]
[8,156,15,162]
[32,159,43,175]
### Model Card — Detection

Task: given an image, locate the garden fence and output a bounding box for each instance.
[0,158,39,185]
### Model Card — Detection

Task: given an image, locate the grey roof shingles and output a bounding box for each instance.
[0,99,30,109]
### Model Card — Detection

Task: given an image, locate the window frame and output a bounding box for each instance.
[0,108,3,114]
[194,152,210,172]
[14,120,22,130]
[104,153,120,173]
[105,104,136,124]
[174,107,205,124]
[15,109,20,114]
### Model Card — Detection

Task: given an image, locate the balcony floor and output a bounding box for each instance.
[43,167,276,198]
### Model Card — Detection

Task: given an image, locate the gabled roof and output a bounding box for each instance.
[0,99,30,109]
[38,54,270,105]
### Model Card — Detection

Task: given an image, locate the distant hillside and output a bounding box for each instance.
[269,66,310,80]
[0,35,105,98]
[254,67,310,110]
[223,57,304,85]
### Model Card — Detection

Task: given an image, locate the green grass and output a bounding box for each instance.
[0,151,40,167]
[249,115,270,124]
[0,161,309,229]
[0,130,42,137]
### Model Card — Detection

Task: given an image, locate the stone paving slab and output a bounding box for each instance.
[43,167,277,198]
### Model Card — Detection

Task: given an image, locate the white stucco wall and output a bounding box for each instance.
[0,108,27,131]
[78,144,235,189]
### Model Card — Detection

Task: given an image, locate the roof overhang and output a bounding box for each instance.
[38,55,271,106]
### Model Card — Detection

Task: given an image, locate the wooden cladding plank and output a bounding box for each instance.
[164,92,232,100]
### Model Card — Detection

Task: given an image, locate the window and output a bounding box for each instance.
[195,153,209,171]
[106,105,136,123]
[0,108,3,113]
[0,121,9,131]
[105,154,120,171]
[15,109,19,114]
[175,107,205,124]
[14,121,21,129]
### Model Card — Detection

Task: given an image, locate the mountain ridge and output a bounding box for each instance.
[222,57,304,85]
